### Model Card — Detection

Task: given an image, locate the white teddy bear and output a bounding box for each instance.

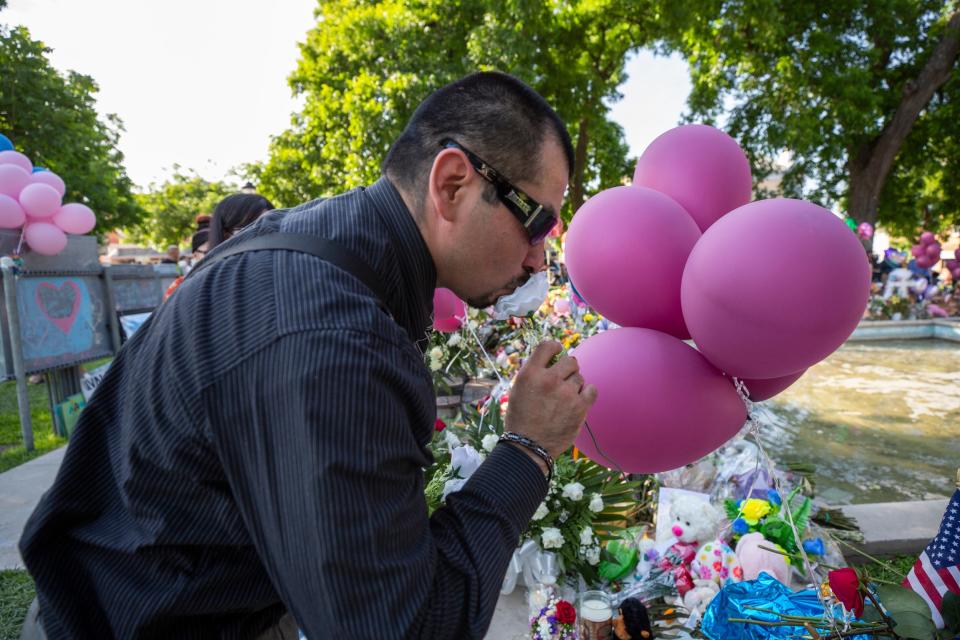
[657,497,742,616]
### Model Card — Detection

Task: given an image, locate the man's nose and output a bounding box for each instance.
[522,241,547,273]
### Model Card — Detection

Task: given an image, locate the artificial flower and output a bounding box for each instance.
[580,526,594,546]
[767,489,782,506]
[555,600,576,625]
[732,517,750,535]
[588,492,604,513]
[561,482,585,501]
[827,568,864,617]
[803,538,825,556]
[541,527,564,549]
[585,546,601,566]
[741,498,773,523]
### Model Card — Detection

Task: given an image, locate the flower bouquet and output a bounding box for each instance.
[530,597,577,640]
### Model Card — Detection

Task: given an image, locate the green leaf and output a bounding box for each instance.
[877,584,937,619]
[941,591,960,635]
[889,610,937,640]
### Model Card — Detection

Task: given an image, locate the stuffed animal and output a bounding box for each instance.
[656,497,724,596]
[735,532,790,585]
[613,597,654,639]
[682,579,720,617]
[691,540,743,585]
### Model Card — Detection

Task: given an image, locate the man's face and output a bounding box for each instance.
[456,138,568,309]
[168,247,180,261]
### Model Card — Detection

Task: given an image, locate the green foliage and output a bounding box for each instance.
[129,168,233,249]
[0,570,34,640]
[942,591,960,636]
[251,0,677,216]
[672,0,960,231]
[875,583,938,639]
[0,381,64,473]
[0,24,143,232]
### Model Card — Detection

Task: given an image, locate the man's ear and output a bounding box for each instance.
[428,148,473,223]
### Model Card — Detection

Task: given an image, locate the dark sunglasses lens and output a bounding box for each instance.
[527,214,558,244]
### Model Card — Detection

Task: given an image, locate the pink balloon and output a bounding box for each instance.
[18,183,62,219]
[633,124,752,233]
[910,244,925,258]
[565,186,701,338]
[0,194,26,228]
[0,164,30,199]
[432,287,465,333]
[925,243,941,260]
[920,231,936,245]
[0,150,32,173]
[682,198,871,379]
[53,203,96,234]
[29,170,66,197]
[23,222,67,256]
[573,327,746,473]
[738,369,805,402]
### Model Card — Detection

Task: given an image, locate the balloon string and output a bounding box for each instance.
[732,377,840,630]
[15,229,25,256]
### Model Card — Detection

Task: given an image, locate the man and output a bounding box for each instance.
[20,72,597,639]
[161,244,180,264]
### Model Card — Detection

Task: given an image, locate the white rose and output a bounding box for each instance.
[429,357,443,371]
[562,482,585,501]
[586,545,601,566]
[450,445,483,479]
[541,527,564,550]
[430,346,444,359]
[532,502,549,521]
[481,433,499,452]
[443,430,461,450]
[580,526,594,546]
[446,333,462,347]
[537,617,552,638]
[589,492,604,513]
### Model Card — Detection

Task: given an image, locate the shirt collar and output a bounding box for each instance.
[364,177,437,351]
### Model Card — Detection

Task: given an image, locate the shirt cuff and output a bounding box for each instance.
[462,442,549,528]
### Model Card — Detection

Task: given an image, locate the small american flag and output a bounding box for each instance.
[903,488,960,629]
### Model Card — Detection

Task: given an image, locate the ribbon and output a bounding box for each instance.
[500,539,562,595]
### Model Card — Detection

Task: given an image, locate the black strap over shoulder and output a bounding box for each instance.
[186,232,391,315]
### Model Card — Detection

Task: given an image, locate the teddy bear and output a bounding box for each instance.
[735,532,790,586]
[647,497,724,597]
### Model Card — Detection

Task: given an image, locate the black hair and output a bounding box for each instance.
[191,228,209,253]
[619,598,654,639]
[207,193,274,250]
[382,72,574,211]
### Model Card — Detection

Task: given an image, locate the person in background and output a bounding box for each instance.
[207,192,275,251]
[161,245,180,264]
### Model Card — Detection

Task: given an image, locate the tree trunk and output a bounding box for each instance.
[570,116,590,214]
[847,8,960,226]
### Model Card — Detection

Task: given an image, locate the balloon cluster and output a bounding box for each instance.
[909,232,941,271]
[0,134,97,256]
[945,256,960,283]
[565,125,871,473]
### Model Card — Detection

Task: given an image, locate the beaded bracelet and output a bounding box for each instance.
[498,431,554,482]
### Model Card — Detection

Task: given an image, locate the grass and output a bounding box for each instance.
[0,570,35,640]
[0,380,65,474]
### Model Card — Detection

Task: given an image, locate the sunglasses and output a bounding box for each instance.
[440,139,558,244]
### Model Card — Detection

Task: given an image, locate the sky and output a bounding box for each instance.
[2,1,692,190]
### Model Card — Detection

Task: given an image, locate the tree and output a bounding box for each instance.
[0,23,143,232]
[673,0,960,235]
[250,0,678,219]
[129,168,232,250]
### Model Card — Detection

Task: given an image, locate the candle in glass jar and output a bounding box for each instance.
[581,598,612,622]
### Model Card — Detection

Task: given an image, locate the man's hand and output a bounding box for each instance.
[504,341,598,461]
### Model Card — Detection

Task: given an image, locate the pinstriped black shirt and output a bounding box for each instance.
[20,177,548,639]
